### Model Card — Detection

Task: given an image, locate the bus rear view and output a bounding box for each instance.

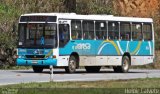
[17,14,58,72]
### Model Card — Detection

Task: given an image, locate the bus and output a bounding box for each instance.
[16,13,154,73]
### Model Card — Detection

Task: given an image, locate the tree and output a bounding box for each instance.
[64,0,76,13]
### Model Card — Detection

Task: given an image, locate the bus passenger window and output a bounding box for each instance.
[143,23,152,40]
[120,22,131,40]
[71,20,82,40]
[132,23,142,40]
[95,21,107,40]
[83,21,94,40]
[108,22,119,40]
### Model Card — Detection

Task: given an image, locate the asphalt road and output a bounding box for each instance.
[1,69,160,85]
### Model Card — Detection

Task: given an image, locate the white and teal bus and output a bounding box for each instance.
[16,13,154,73]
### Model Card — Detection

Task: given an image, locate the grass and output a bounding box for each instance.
[131,63,157,69]
[1,78,160,94]
[1,78,160,88]
[0,66,31,70]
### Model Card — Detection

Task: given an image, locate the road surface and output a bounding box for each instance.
[0,69,160,85]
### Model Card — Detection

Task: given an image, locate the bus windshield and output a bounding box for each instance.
[18,23,57,48]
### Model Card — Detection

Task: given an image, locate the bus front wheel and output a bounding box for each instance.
[65,56,77,73]
[32,66,43,73]
[113,56,130,73]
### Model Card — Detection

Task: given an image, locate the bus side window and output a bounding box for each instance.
[143,23,152,41]
[95,21,107,40]
[83,21,94,40]
[108,22,119,40]
[120,22,131,40]
[71,20,82,40]
[132,23,142,41]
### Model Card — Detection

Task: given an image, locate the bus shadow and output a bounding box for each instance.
[52,71,147,74]
[12,70,147,74]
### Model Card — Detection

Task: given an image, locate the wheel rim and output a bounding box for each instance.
[123,58,129,71]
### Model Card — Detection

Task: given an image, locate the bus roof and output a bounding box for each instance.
[21,13,153,23]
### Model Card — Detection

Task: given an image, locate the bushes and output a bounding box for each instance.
[0,3,18,68]
[76,0,113,14]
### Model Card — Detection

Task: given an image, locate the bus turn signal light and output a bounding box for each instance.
[53,55,56,58]
[15,55,19,58]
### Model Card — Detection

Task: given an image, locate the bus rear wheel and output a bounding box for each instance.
[65,56,77,73]
[32,66,43,73]
[113,56,130,73]
[85,66,101,73]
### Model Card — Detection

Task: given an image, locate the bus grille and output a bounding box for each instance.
[25,55,45,60]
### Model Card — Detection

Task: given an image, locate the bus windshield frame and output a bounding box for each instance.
[18,23,57,49]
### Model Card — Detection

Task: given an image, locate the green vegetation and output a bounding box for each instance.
[0,88,125,94]
[1,78,160,88]
[1,78,160,94]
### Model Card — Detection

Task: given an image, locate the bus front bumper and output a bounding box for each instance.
[16,58,57,66]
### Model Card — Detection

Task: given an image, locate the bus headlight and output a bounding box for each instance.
[18,55,25,58]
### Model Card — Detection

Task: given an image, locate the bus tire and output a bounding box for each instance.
[85,66,101,73]
[65,55,77,73]
[121,56,130,73]
[113,56,130,73]
[32,66,43,73]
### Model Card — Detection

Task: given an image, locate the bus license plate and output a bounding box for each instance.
[32,60,38,64]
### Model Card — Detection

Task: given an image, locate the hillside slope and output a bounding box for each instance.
[113,0,159,17]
